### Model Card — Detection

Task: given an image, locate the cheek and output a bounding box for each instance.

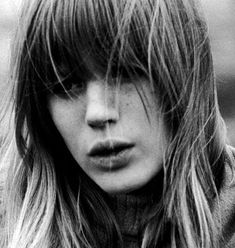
[122,85,163,132]
[123,86,167,154]
[48,98,85,150]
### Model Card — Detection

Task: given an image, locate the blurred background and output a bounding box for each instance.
[0,0,235,145]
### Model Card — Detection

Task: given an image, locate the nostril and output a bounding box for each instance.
[87,118,116,129]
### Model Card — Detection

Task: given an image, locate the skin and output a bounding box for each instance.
[48,76,167,194]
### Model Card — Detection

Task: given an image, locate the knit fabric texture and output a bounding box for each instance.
[109,192,153,248]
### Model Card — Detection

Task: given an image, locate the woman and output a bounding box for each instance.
[0,0,235,247]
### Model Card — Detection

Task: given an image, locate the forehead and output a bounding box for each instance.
[30,0,150,81]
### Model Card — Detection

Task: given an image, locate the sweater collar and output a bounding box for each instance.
[108,173,163,237]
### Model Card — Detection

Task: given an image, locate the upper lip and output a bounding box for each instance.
[88,140,134,157]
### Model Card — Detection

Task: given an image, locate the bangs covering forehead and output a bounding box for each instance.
[30,0,151,91]
[24,0,210,109]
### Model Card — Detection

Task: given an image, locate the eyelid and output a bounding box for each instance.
[50,71,86,99]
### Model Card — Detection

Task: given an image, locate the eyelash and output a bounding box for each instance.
[51,74,86,99]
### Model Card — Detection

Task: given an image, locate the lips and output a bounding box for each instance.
[88,140,134,157]
[87,140,134,171]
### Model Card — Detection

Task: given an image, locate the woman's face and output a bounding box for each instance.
[48,76,167,194]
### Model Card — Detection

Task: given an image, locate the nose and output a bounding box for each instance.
[85,80,119,129]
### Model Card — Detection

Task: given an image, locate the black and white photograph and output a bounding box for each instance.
[1,1,235,247]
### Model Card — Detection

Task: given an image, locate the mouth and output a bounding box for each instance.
[87,140,134,171]
[88,140,134,158]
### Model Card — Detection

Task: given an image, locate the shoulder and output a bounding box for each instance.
[213,145,235,247]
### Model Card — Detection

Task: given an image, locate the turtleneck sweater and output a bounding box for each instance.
[108,192,153,248]
[104,175,162,248]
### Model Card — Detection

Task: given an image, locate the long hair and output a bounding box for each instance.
[0,0,231,247]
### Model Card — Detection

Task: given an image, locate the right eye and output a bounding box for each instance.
[51,74,86,99]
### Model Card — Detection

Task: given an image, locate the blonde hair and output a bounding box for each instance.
[0,0,230,247]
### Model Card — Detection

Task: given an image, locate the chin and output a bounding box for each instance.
[97,177,151,195]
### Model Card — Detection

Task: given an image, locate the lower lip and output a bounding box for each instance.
[88,147,133,171]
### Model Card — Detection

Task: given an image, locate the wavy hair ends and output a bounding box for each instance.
[0,0,229,248]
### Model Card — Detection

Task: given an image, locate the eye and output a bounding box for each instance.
[51,73,86,99]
